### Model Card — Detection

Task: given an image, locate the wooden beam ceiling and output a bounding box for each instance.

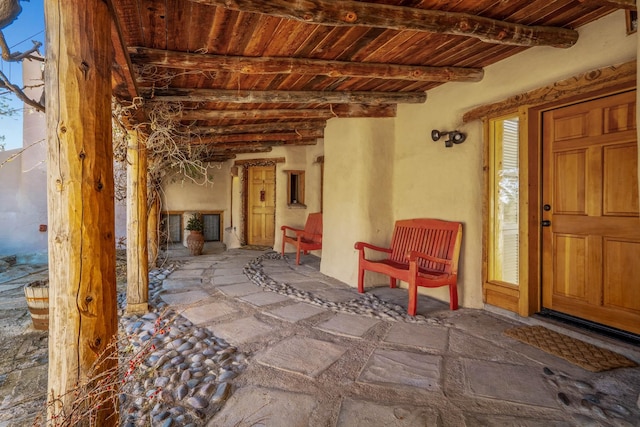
[129,47,484,83]
[144,88,426,105]
[192,129,324,144]
[111,0,620,158]
[179,104,396,121]
[108,1,139,103]
[190,121,326,135]
[580,0,636,9]
[188,0,579,47]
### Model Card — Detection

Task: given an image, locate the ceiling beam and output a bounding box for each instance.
[192,129,323,144]
[144,88,426,105]
[107,0,139,103]
[129,47,483,83]
[196,139,318,149]
[579,0,636,9]
[201,154,237,162]
[181,109,335,121]
[188,0,578,47]
[190,121,327,135]
[180,104,396,121]
[199,142,279,150]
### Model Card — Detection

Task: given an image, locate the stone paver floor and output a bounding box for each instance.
[1,246,639,426]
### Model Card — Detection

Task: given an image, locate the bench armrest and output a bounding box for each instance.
[407,250,451,265]
[354,241,392,254]
[281,225,306,240]
[282,226,321,243]
[281,225,304,234]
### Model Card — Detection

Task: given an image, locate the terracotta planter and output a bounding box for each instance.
[24,280,49,330]
[187,230,204,255]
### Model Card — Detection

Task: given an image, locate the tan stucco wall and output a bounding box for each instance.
[271,144,324,253]
[161,163,231,246]
[317,11,636,309]
[162,141,325,250]
[392,10,636,308]
[321,118,395,285]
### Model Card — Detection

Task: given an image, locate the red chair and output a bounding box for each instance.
[281,213,322,265]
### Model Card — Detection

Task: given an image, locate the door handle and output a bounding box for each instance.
[541,220,551,227]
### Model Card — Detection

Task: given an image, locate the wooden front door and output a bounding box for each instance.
[247,165,276,246]
[542,90,640,335]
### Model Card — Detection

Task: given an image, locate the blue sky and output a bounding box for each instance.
[0,1,45,150]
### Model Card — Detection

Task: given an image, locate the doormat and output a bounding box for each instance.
[503,325,637,372]
[240,245,272,251]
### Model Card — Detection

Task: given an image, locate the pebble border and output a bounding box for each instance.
[243,251,446,326]
[116,266,248,427]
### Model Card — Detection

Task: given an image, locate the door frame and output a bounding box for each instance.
[479,62,637,318]
[525,83,636,316]
[235,157,285,246]
[245,164,276,246]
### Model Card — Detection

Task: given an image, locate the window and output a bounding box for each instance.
[160,213,182,243]
[626,10,637,34]
[488,116,520,285]
[285,170,305,206]
[202,213,221,241]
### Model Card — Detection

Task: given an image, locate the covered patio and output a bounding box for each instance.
[2,247,640,425]
[24,0,640,424]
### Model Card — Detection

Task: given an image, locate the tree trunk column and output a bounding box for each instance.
[45,0,117,424]
[126,130,149,313]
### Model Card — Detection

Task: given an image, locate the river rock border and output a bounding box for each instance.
[117,267,248,427]
[243,251,447,326]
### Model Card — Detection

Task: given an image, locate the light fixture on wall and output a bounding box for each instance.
[431,129,467,148]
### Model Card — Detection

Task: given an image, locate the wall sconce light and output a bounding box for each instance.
[431,129,467,148]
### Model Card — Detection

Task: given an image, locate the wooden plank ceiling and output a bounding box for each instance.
[109,0,630,161]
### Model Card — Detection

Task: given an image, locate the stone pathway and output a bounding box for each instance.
[1,247,639,426]
[160,249,640,427]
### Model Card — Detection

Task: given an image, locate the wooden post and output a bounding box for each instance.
[147,190,160,268]
[126,130,149,314]
[45,0,117,424]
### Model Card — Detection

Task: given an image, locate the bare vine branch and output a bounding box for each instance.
[0,68,45,113]
[0,31,43,62]
[0,23,46,113]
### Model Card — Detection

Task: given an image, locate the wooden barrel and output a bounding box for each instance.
[24,280,49,331]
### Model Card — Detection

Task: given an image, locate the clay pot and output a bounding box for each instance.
[187,231,204,256]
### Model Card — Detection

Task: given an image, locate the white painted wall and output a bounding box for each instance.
[0,57,128,261]
[0,58,47,261]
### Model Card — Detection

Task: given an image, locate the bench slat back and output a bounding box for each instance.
[304,213,323,242]
[389,219,462,273]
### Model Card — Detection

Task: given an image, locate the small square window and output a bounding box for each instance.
[626,10,637,34]
[285,170,305,206]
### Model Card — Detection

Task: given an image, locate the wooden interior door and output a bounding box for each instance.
[542,90,640,335]
[247,165,275,246]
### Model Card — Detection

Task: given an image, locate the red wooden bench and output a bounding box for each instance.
[281,212,323,265]
[354,218,463,315]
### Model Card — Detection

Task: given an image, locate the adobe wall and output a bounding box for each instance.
[0,57,127,261]
[318,11,636,309]
[161,141,325,251]
[393,10,636,308]
[321,118,395,285]
[0,58,47,261]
